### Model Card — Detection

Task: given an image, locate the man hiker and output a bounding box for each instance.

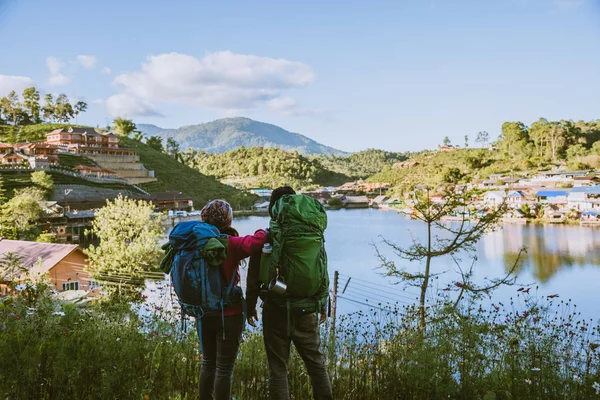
[247,186,333,400]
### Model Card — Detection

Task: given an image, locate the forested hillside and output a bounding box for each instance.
[372,118,600,195]
[180,147,348,189]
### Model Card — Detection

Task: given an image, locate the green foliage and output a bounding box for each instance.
[112,117,137,137]
[328,197,343,207]
[310,149,411,180]
[0,175,6,204]
[441,167,465,184]
[1,281,598,399]
[145,135,163,152]
[1,187,45,232]
[120,137,256,209]
[36,232,57,243]
[443,136,451,146]
[85,196,165,295]
[30,171,54,195]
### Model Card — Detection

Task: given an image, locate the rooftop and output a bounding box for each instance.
[0,239,81,279]
[536,190,570,197]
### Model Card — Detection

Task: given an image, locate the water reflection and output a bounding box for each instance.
[482,224,600,283]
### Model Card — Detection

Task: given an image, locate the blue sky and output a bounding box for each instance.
[0,0,599,152]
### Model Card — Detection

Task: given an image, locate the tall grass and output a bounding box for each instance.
[1,282,599,399]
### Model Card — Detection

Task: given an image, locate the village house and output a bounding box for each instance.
[581,210,600,223]
[248,188,272,198]
[150,192,194,212]
[572,176,600,187]
[370,195,388,208]
[343,195,370,209]
[536,190,570,205]
[28,154,60,169]
[0,152,27,165]
[46,127,136,156]
[483,190,507,207]
[303,191,332,205]
[253,201,270,212]
[0,142,13,154]
[567,186,600,211]
[507,190,527,207]
[0,239,91,294]
[15,142,59,156]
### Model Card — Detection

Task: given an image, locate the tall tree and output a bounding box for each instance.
[166,137,180,160]
[529,118,550,158]
[1,187,45,232]
[73,101,88,124]
[22,87,41,124]
[54,94,74,123]
[112,117,137,137]
[42,94,56,122]
[84,196,165,298]
[30,171,54,199]
[0,91,24,126]
[132,131,144,142]
[464,134,469,148]
[475,131,490,147]
[146,135,163,152]
[377,187,515,332]
[443,136,451,146]
[500,122,528,157]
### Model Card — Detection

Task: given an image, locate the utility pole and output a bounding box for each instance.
[328,270,339,373]
[331,270,339,337]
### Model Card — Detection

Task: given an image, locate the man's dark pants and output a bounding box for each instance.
[263,303,333,400]
[199,314,243,400]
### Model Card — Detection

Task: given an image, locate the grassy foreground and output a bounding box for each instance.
[2,282,599,399]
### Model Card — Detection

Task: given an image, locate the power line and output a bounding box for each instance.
[338,273,420,297]
[339,278,419,301]
[337,295,397,313]
[343,288,412,306]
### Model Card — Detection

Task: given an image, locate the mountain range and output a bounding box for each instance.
[137,117,346,156]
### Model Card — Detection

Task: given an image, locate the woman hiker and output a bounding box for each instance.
[199,199,267,400]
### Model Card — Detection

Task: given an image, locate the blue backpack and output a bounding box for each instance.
[166,221,240,351]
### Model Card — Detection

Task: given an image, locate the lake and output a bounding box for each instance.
[230,208,600,322]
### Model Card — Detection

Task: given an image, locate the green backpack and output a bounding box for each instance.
[268,194,329,315]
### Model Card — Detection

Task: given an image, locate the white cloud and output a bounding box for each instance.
[0,75,35,96]
[48,74,70,86]
[105,93,163,117]
[111,51,315,112]
[46,56,69,86]
[101,67,112,75]
[46,56,64,76]
[77,55,97,69]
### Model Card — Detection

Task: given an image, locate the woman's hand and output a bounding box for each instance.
[248,310,259,327]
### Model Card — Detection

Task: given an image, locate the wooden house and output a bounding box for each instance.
[0,240,91,294]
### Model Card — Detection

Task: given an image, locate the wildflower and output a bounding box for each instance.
[525,379,532,385]
[182,357,187,362]
[455,282,463,288]
[144,395,150,400]
[592,382,600,395]
[26,307,36,316]
[52,311,66,317]
[15,284,26,292]
[531,367,541,372]
[116,338,121,342]
[573,375,582,384]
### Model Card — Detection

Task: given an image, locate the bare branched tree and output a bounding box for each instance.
[377,186,518,332]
